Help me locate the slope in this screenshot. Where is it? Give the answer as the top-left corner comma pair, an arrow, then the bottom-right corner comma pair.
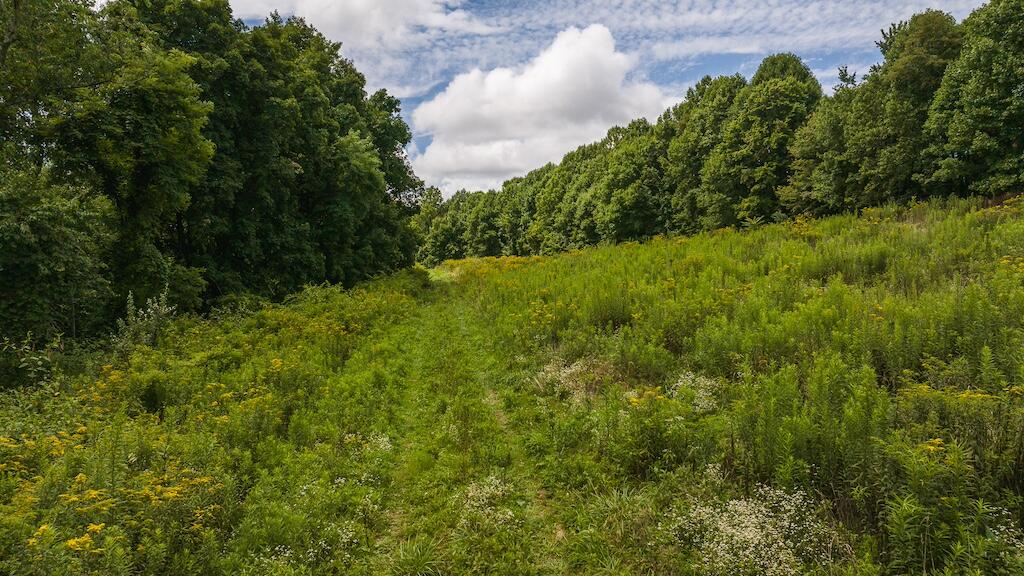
3,197 -> 1024,575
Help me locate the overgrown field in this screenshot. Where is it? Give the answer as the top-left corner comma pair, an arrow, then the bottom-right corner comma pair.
4,198 -> 1024,575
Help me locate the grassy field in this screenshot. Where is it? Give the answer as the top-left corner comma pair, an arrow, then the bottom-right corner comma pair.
3,197 -> 1024,575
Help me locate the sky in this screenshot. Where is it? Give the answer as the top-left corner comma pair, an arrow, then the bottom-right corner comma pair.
229,0 -> 987,195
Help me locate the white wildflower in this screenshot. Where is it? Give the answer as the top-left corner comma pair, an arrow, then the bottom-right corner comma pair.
666,485 -> 845,576
534,358 -> 616,404
457,475 -> 523,531
670,370 -> 721,414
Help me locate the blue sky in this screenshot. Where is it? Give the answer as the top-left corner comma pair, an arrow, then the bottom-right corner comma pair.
231,0 -> 986,194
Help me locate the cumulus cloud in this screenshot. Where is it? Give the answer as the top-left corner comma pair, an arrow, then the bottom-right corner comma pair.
411,25 -> 672,193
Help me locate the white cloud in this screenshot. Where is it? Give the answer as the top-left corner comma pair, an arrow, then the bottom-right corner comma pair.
230,0 -> 495,51
228,0 -> 503,96
411,25 -> 671,193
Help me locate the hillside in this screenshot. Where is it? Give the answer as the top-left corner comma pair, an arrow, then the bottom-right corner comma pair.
3,198 -> 1024,575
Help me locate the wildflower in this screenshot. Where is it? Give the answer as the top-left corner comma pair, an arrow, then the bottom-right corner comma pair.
66,534 -> 93,551
270,358 -> 283,371
958,389 -> 993,401
74,473 -> 87,484
921,438 -> 945,453
87,523 -> 105,533
672,371 -> 721,413
666,486 -> 842,576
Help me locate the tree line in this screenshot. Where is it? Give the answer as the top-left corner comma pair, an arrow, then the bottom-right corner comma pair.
414,3 -> 1024,265
0,0 -> 421,345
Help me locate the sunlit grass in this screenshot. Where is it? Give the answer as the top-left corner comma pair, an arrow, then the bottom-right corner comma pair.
3,197 -> 1024,574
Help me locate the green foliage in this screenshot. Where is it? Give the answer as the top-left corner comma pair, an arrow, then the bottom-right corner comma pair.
922,0 -> 1024,198
786,10 -> 964,215
845,10 -> 963,206
4,1 -> 1024,574
139,4 -> 421,297
111,289 -> 176,358
699,55 -> 822,228
664,74 -> 746,232
5,200 -> 1024,574
0,0 -> 420,342
0,168 -> 114,342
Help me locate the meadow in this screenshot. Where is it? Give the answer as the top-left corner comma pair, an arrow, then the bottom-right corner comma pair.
3,197 -> 1024,575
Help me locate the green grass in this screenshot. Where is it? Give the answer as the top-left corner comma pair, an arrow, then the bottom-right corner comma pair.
3,197 -> 1024,575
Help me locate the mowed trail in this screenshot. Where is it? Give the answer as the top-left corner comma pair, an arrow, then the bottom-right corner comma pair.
345,280 -> 567,574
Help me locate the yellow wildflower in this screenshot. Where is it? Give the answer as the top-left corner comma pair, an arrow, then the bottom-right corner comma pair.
66,534 -> 93,551
87,523 -> 105,534
958,389 -> 993,401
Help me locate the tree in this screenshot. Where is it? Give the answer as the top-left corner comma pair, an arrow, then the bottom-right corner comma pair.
844,10 -> 963,206
664,75 -> 747,233
595,119 -> 663,242
699,54 -> 822,228
781,83 -> 857,215
784,11 -> 963,214
127,2 -> 419,298
0,167 -> 114,341
921,0 -> 1024,197
1,0 -> 424,343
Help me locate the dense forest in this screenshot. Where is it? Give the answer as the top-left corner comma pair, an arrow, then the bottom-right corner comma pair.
414,4 -> 1023,265
1,0 -> 422,351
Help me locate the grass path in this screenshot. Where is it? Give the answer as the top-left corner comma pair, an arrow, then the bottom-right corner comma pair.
351,282 -> 563,574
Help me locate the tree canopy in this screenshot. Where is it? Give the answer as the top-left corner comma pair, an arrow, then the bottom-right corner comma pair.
1,0 -> 420,342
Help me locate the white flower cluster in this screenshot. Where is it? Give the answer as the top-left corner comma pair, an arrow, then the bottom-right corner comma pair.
303,520 -> 359,564
665,486 -> 844,576
700,463 -> 726,490
244,545 -> 294,575
534,358 -> 613,404
670,370 -> 721,414
366,433 -> 393,453
457,475 -> 523,531
243,520 -> 361,573
341,432 -> 393,453
989,506 -> 1024,564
